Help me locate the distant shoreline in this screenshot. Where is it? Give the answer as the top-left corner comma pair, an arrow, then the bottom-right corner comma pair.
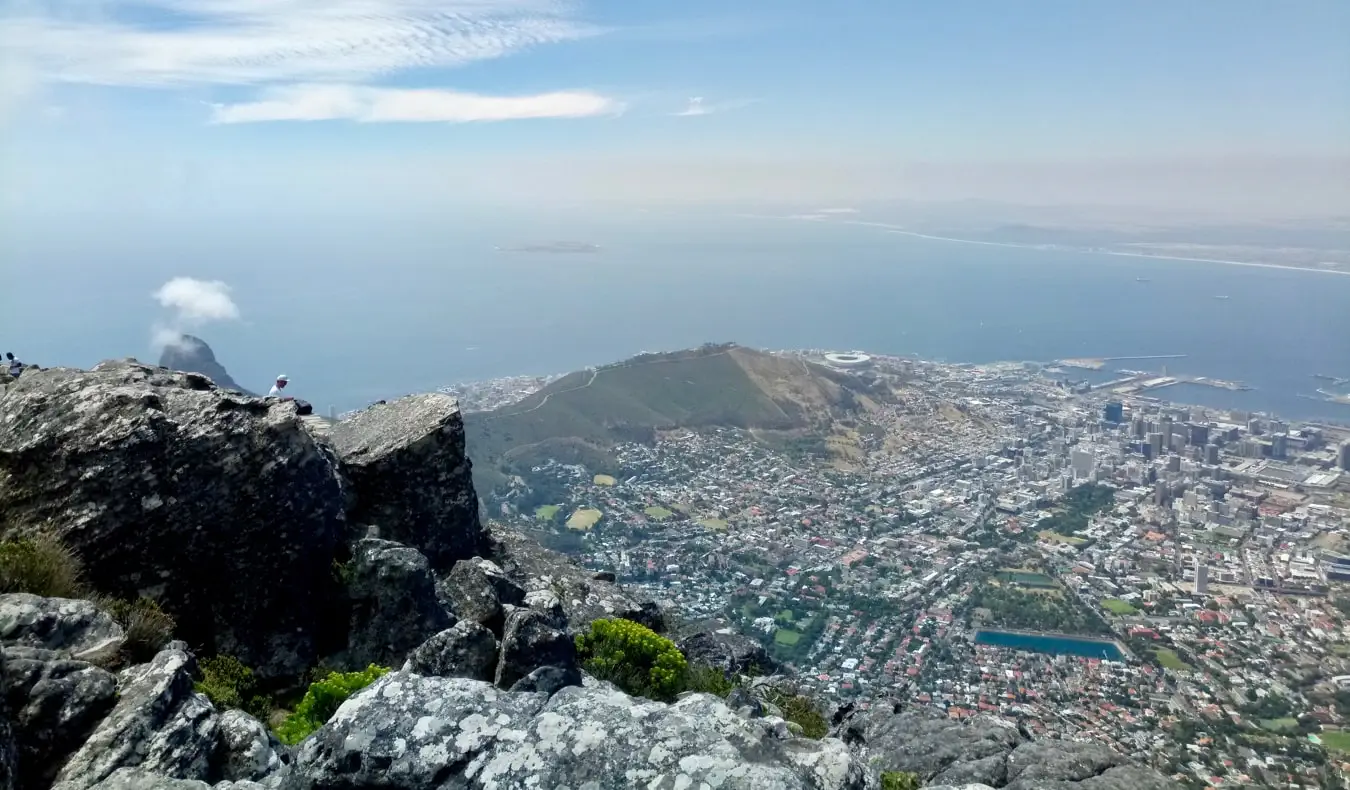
741,213 -> 1350,277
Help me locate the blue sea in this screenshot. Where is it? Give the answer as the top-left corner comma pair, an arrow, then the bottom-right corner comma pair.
5,209 -> 1349,421
974,629 -> 1124,660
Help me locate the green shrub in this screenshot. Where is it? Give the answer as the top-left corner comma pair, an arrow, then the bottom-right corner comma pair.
103,596 -> 176,664
0,535 -> 86,598
684,665 -> 737,698
881,770 -> 922,790
196,655 -> 271,720
275,664 -> 389,745
575,618 -> 688,702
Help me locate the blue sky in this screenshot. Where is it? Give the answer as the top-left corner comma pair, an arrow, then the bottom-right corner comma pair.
2,0 -> 1348,214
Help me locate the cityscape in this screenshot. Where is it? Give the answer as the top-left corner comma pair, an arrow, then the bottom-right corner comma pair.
456,351 -> 1350,790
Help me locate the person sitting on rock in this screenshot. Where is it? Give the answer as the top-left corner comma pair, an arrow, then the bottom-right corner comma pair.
268,374 -> 294,401
6,352 -> 23,378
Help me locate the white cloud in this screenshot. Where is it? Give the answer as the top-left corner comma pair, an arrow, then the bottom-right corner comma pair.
210,84 -> 622,124
673,96 -> 756,117
151,277 -> 241,350
816,207 -> 859,214
2,0 -> 602,88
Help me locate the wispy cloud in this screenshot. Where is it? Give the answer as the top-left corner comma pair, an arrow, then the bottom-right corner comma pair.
210,84 -> 623,124
673,96 -> 757,117
3,0 -> 603,88
151,276 -> 241,350
816,207 -> 859,214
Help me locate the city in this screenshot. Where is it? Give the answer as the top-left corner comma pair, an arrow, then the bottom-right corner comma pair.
464,352 -> 1350,789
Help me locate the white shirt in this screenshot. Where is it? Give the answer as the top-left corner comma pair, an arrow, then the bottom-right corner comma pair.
268,383 -> 285,396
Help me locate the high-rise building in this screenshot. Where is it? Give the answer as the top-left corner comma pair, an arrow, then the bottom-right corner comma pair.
1154,480 -> 1168,506
1160,416 -> 1173,442
1147,432 -> 1164,459
1071,449 -> 1095,480
1204,443 -> 1221,465
1102,402 -> 1124,424
1340,441 -> 1350,472
1247,418 -> 1263,436
1188,424 -> 1210,447
1194,562 -> 1209,595
1167,455 -> 1181,473
1271,434 -> 1288,460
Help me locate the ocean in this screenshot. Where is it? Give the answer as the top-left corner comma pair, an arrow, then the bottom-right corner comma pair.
5,210 -> 1349,421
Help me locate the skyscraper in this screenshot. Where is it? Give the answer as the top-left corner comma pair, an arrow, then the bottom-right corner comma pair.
1205,444 -> 1221,465
1194,563 -> 1209,595
1102,402 -> 1124,424
1340,441 -> 1350,472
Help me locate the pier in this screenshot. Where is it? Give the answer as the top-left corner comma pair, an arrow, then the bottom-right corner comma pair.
1060,354 -> 1187,371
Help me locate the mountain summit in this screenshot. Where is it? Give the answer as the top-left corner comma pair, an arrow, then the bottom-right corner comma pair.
157,334 -> 253,394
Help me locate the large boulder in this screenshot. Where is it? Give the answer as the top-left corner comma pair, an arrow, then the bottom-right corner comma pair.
493,607 -> 576,690
288,672 -> 865,789
435,557 -> 523,635
487,524 -> 665,635
210,710 -> 288,784
0,651 -> 16,790
0,594 -> 125,664
402,621 -> 498,681
327,395 -> 487,570
53,646 -> 219,790
3,646 -> 118,789
0,362 -> 347,679
342,539 -> 452,670
678,624 -> 781,677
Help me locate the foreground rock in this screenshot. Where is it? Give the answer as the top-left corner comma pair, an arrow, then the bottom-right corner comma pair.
3,647 -> 117,789
493,607 -> 576,689
0,594 -> 125,664
839,705 -> 1180,790
0,362 -> 346,678
328,395 -> 487,570
54,646 -> 219,790
678,624 -> 781,677
342,539 -> 452,669
402,621 -> 498,681
435,557 -> 523,635
287,672 -> 864,789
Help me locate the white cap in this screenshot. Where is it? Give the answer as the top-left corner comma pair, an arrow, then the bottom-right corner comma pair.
276,374 -> 289,382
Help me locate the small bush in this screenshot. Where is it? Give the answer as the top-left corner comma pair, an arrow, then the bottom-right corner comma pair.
275,664 -> 389,746
0,535 -> 86,598
575,618 -> 688,702
684,665 -> 737,698
881,770 -> 921,790
763,687 -> 829,739
103,597 -> 176,664
196,655 -> 271,721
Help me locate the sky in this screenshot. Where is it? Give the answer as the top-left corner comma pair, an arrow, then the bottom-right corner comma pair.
1,0 -> 1348,216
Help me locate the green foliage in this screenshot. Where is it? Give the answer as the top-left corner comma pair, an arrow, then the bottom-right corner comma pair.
684,665 -> 737,697
575,618 -> 688,702
881,771 -> 922,790
195,655 -> 271,720
0,534 -> 86,598
966,582 -> 1111,635
1037,483 -> 1115,536
330,559 -> 353,586
103,596 -> 176,663
763,687 -> 829,739
275,664 -> 389,746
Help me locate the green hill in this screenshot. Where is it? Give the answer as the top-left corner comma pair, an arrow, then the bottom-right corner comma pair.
464,344 -> 882,495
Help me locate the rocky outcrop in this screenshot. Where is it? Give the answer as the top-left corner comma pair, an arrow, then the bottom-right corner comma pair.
3,646 -> 118,789
342,539 -> 452,670
0,362 -> 346,678
402,621 -> 498,681
0,651 -> 17,790
678,624 -> 781,677
286,672 -> 865,789
53,646 -> 219,790
493,607 -> 576,689
435,556 -> 523,634
0,594 -> 125,664
157,335 -> 252,395
328,395 -> 487,570
211,710 -> 287,784
488,523 -> 665,635
838,705 -> 1180,790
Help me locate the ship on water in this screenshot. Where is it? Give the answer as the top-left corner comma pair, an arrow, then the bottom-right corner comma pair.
1135,277 -> 1151,283
1213,294 -> 1230,300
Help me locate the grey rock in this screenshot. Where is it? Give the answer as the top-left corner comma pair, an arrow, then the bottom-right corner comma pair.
841,707 -> 1020,781
53,647 -> 219,790
156,335 -> 252,396
211,710 -> 287,783
931,753 -> 1008,787
488,524 -> 665,635
4,646 -> 118,789
1004,740 -> 1178,790
591,571 -> 616,582
924,786 -> 998,790
287,672 -> 865,789
0,361 -> 346,679
521,589 -> 565,623
507,664 -> 581,696
0,651 -> 17,790
494,607 -> 576,689
343,539 -> 452,669
0,594 -> 126,663
402,621 -> 497,681
328,394 -> 487,570
435,557 -> 523,635
87,768 -> 270,789
726,686 -> 764,718
678,626 -> 781,677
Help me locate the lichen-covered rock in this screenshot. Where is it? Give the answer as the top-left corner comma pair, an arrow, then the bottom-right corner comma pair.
328,394 -> 487,570
53,647 -> 219,790
839,706 -> 1021,781
0,362 -> 346,679
211,710 -> 287,784
488,524 -> 665,635
403,621 -> 498,681
0,651 -> 17,790
678,624 -> 781,677
507,664 -> 581,696
493,607 -> 576,690
87,768 -> 270,789
435,557 -> 523,635
343,539 -> 452,669
3,646 -> 118,789
1004,740 -> 1179,790
0,594 -> 125,663
287,672 -> 865,789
